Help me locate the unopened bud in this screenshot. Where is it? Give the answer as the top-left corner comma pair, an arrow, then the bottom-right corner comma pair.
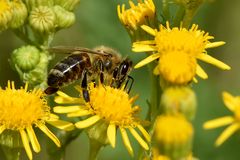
9,1 -> 28,29
0,0 -> 13,31
161,87 -> 197,120
11,45 -> 40,72
54,0 -> 80,11
153,114 -> 193,160
53,5 -> 75,29
29,6 -> 56,33
22,0 -> 54,10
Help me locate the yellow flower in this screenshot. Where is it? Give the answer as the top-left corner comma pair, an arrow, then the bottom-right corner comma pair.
132,22 -> 231,84
0,81 -> 74,160
203,91 -> 240,146
0,0 -> 13,31
153,114 -> 193,159
117,0 -> 156,41
54,83 -> 150,156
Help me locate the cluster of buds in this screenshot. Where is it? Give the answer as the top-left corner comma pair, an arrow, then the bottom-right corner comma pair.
11,45 -> 50,88
0,0 -> 79,33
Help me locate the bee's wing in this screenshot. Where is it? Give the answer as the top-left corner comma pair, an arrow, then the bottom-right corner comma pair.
48,46 -> 111,56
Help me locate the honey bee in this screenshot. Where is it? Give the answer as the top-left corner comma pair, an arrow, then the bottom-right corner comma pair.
45,46 -> 133,102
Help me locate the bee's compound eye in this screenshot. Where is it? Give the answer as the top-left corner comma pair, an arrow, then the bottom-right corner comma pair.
120,62 -> 130,75
113,67 -> 118,78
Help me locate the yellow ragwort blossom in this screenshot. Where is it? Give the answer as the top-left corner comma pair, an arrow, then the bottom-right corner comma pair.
0,0 -> 12,31
0,81 -> 74,160
54,83 -> 150,156
153,114 -> 193,159
132,22 -> 231,84
118,0 -> 155,31
204,92 -> 240,146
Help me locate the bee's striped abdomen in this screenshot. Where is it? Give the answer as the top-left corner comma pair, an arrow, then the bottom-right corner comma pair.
47,53 -> 91,88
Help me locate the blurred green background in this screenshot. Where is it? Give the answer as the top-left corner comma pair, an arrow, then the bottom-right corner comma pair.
0,0 -> 240,159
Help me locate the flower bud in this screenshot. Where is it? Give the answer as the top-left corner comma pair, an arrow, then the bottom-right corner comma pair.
0,0 -> 13,31
23,52 -> 49,87
9,1 -> 28,29
161,87 -> 197,120
153,114 -> 193,160
11,45 -> 40,72
22,0 -> 54,10
53,5 -> 75,29
29,6 -> 56,33
54,0 -> 80,11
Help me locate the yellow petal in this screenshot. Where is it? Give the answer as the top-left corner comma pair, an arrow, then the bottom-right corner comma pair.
141,25 -> 157,36
55,91 -> 84,104
215,123 -> 239,146
38,124 -> 61,147
153,65 -> 160,75
120,127 -> 134,157
47,120 -> 75,131
132,43 -> 157,52
203,116 -> 234,129
205,41 -> 225,49
193,77 -> 198,83
129,127 -> 149,150
20,129 -> 33,160
26,126 -> 40,153
197,54 -> 231,70
0,125 -> 6,134
54,106 -> 81,113
134,53 -> 160,68
137,125 -> 151,142
133,40 -> 156,45
107,124 -> 116,148
196,64 -> 208,79
222,91 -> 236,111
75,115 -> 100,129
67,109 -> 91,117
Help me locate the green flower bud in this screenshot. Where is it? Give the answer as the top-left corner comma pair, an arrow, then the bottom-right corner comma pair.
9,1 -> 28,29
11,45 -> 40,72
161,87 -> 197,120
29,6 -> 56,33
0,0 -> 13,31
22,0 -> 54,10
23,53 -> 49,87
54,0 -> 80,11
0,130 -> 22,148
53,5 -> 75,29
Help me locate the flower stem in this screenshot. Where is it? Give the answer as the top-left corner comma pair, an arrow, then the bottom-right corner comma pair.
2,146 -> 21,160
88,139 -> 103,160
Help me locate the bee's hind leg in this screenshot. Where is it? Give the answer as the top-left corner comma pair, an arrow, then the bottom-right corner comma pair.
81,69 -> 90,102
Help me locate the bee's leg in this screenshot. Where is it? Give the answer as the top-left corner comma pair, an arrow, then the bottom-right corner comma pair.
97,60 -> 104,84
44,87 -> 59,95
111,67 -> 119,87
124,76 -> 134,93
81,69 -> 90,102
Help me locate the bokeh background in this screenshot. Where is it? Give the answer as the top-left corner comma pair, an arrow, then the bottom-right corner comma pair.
0,0 -> 240,159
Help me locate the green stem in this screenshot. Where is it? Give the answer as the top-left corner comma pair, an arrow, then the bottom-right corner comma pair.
2,146 -> 21,160
12,28 -> 37,46
88,139 -> 103,160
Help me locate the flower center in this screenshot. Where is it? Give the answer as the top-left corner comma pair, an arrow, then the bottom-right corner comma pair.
155,26 -> 208,57
158,51 -> 197,84
0,87 -> 50,130
88,85 -> 136,126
